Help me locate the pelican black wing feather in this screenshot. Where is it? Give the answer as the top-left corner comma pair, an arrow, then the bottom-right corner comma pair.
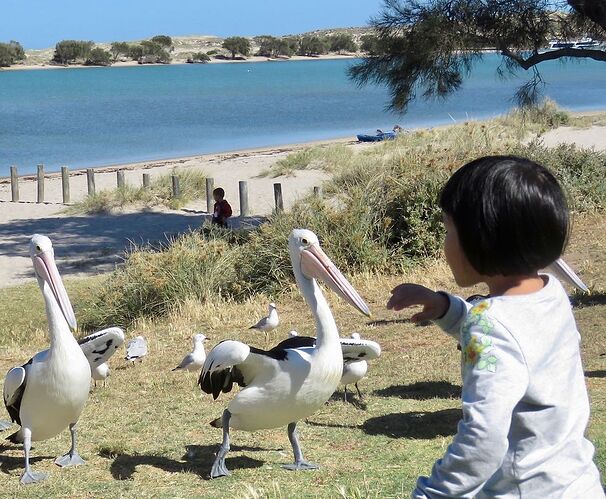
4,357 -> 33,426
249,336 -> 316,361
199,365 -> 246,400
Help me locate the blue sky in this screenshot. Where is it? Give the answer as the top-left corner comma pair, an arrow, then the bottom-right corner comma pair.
2,0 -> 384,49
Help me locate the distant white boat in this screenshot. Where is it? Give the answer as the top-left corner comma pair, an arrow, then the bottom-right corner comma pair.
547,38 -> 601,50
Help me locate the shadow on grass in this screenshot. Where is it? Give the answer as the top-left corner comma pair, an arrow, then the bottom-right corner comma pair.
100,444 -> 264,480
0,444 -> 53,474
361,408 -> 462,439
571,292 -> 606,308
328,391 -> 368,410
585,370 -> 606,378
375,381 -> 462,400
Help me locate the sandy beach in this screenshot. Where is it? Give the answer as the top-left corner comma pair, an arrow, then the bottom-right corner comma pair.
0,125 -> 603,289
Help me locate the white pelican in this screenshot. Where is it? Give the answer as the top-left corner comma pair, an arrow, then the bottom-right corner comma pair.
125,336 -> 148,363
172,333 -> 208,372
2,235 -> 91,484
339,333 -> 381,402
78,327 -> 125,388
249,302 -> 279,343
199,229 -> 370,478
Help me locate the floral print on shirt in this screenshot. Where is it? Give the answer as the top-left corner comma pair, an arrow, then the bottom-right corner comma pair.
461,301 -> 497,373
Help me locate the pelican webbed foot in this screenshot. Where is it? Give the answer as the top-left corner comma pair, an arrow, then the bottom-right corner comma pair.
20,470 -> 48,485
209,409 -> 232,479
55,452 -> 85,467
282,460 -> 319,471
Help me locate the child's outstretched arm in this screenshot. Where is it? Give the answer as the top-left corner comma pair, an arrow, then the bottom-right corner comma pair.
387,284 -> 470,338
412,310 -> 529,498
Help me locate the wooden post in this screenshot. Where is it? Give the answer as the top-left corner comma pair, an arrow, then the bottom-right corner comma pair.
239,181 -> 249,217
61,166 -> 70,204
313,186 -> 322,198
206,177 -> 214,213
36,164 -> 44,203
171,175 -> 181,198
117,170 -> 125,189
273,182 -> 284,212
87,169 -> 95,196
142,173 -> 150,188
10,166 -> 19,202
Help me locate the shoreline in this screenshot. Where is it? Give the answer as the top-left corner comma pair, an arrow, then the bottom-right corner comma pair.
1,107 -> 605,181
0,53 -> 359,73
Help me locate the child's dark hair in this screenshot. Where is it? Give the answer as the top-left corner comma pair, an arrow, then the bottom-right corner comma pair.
213,187 -> 225,198
439,155 -> 569,276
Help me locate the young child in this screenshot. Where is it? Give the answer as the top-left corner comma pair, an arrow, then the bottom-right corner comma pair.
387,156 -> 604,498
211,187 -> 232,228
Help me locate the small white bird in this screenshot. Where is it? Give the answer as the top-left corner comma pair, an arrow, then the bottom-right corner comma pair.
172,333 -> 208,372
92,363 -> 110,388
340,333 -> 381,403
287,330 -> 298,338
250,303 -> 280,343
125,336 -> 148,364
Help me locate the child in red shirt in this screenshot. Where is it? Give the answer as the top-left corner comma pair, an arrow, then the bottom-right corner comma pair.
212,187 -> 232,228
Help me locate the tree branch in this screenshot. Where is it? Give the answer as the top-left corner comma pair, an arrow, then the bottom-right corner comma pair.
500,46 -> 606,70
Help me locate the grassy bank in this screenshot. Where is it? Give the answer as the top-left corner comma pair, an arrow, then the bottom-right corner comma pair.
76,103 -> 606,329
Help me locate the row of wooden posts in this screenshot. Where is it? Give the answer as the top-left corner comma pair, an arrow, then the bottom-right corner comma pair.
7,165 -> 322,215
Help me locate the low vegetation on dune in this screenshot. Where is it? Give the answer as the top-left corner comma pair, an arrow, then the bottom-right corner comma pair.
66,168 -> 207,214
77,103 -> 606,329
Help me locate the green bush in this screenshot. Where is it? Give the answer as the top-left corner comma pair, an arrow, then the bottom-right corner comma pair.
53,40 -> 94,64
0,40 -> 25,67
85,48 -> 112,66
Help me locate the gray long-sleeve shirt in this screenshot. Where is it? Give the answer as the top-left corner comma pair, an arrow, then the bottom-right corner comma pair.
413,275 -> 604,498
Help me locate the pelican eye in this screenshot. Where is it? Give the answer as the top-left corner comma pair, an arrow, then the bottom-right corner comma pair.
301,238 -> 309,245
36,245 -> 41,252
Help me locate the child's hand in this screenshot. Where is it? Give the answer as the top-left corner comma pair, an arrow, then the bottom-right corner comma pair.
386,284 -> 449,322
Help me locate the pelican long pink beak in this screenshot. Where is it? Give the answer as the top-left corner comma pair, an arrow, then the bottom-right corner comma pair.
33,249 -> 78,332
300,243 -> 371,317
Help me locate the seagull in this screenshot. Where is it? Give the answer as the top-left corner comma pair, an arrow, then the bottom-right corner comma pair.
2,235 -> 91,484
78,327 -> 125,388
172,333 -> 208,372
339,333 -> 381,402
91,363 -> 110,388
125,336 -> 148,364
288,330 -> 299,338
250,303 -> 279,343
199,229 -> 371,478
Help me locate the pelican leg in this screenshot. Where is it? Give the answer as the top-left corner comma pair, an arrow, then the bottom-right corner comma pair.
210,409 -> 231,479
55,423 -> 85,467
20,427 -> 47,485
343,385 -> 348,403
355,382 -> 364,399
282,422 -> 318,471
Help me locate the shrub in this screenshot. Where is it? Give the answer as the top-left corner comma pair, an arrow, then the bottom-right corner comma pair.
222,36 -> 251,59
53,40 -> 94,64
327,33 -> 358,53
0,40 -> 25,67
188,52 -> 211,63
110,42 -> 130,61
85,48 -> 112,66
298,36 -> 329,56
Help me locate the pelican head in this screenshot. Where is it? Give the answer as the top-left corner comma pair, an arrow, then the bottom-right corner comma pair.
30,234 -> 77,332
289,229 -> 371,317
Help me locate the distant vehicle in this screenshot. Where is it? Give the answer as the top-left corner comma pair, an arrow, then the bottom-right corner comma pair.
547,38 -> 601,50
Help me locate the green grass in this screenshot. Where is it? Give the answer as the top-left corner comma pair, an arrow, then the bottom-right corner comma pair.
0,216 -> 605,497
65,168 -> 207,214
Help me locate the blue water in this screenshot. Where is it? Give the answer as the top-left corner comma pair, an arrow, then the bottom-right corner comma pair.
0,55 -> 604,175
